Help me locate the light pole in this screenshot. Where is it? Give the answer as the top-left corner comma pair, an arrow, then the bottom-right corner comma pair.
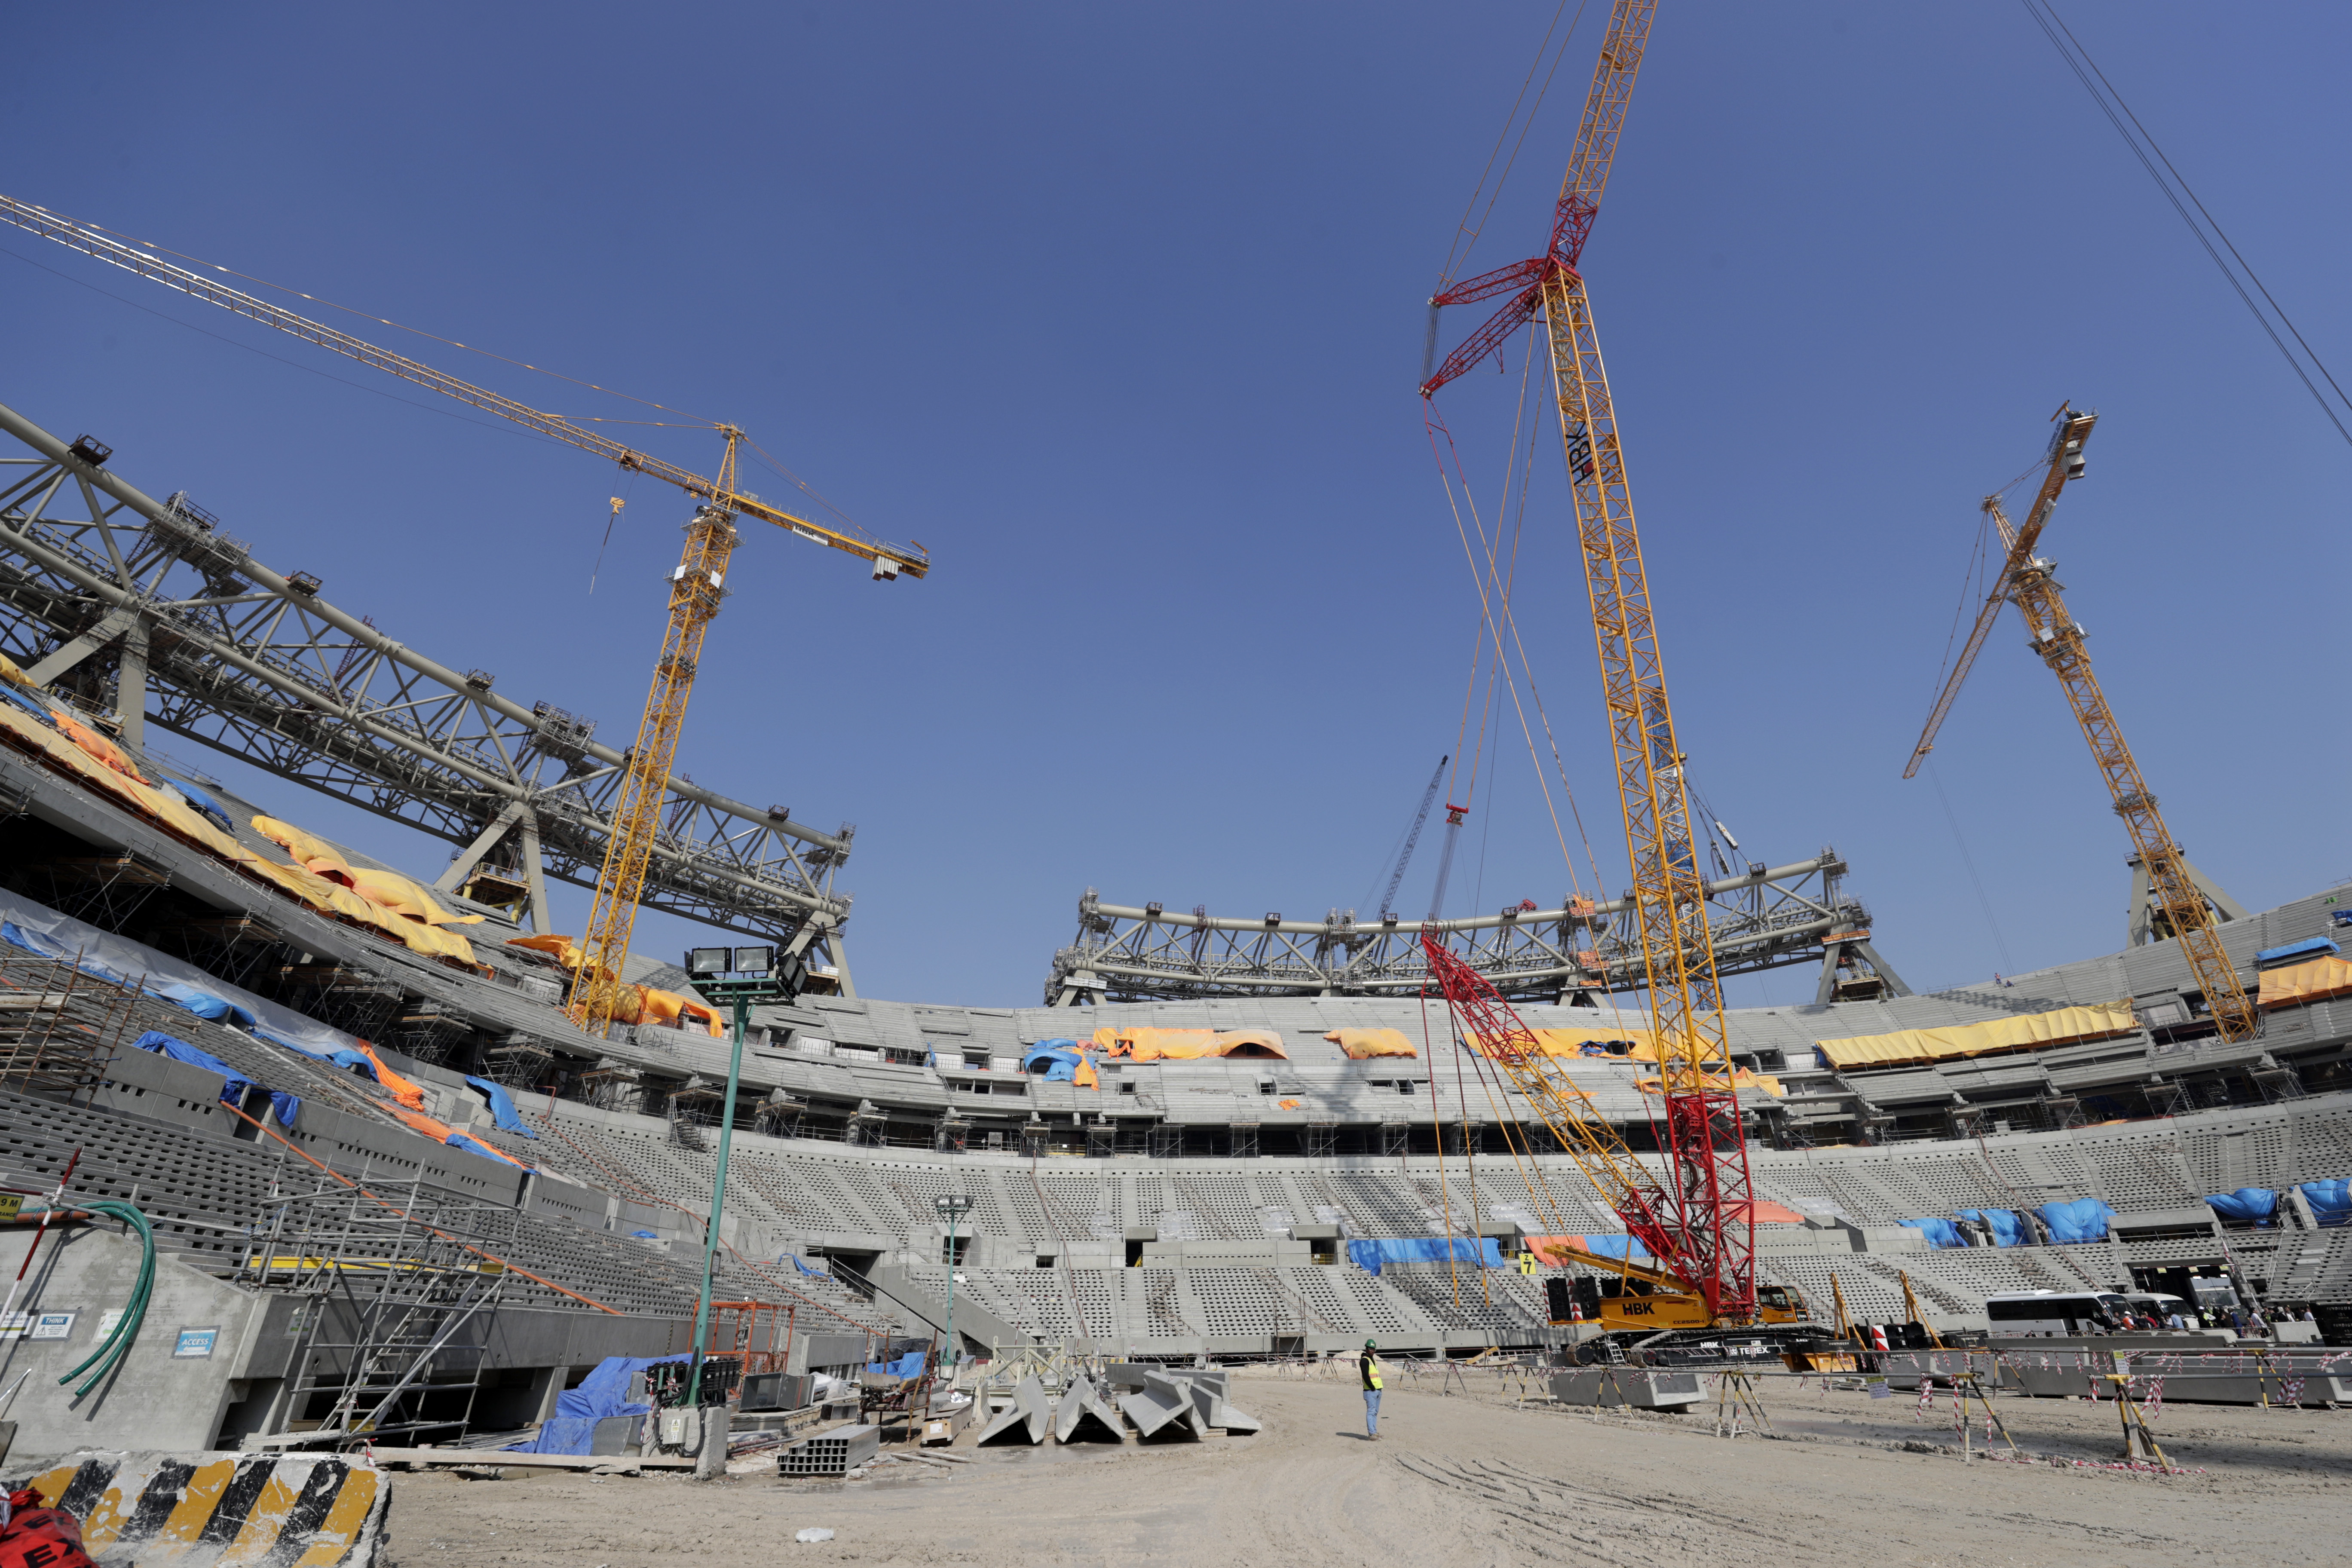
935,1193 -> 974,1375
682,943 -> 804,1409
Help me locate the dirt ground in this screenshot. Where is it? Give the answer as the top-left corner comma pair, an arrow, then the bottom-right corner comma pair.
386,1366 -> 2352,1568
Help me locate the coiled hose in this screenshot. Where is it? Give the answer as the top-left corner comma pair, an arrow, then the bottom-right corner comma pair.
55,1200 -> 154,1399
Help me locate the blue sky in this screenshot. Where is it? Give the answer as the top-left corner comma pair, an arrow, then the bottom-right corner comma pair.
6,2 -> 2345,1008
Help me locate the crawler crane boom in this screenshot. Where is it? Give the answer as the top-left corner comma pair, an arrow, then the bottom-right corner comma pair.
1422,0 -> 1759,1319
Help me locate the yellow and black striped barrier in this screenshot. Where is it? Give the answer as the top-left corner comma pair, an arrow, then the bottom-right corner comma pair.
12,1451 -> 389,1568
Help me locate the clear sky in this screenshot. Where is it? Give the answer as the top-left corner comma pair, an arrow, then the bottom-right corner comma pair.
5,2 -> 2345,1008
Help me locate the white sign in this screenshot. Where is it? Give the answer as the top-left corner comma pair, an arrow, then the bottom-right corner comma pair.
0,1312 -> 29,1340
98,1309 -> 126,1338
28,1311 -> 74,1340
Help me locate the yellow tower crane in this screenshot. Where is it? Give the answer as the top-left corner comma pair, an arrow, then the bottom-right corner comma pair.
0,193 -> 929,1035
1903,406 -> 2255,1044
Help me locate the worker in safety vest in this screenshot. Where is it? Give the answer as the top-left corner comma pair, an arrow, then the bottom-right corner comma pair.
1360,1338 -> 1384,1439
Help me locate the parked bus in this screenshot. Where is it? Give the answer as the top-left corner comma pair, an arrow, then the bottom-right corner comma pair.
1983,1290 -> 2132,1336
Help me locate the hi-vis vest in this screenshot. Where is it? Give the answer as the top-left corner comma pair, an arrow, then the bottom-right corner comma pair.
1363,1354 -> 1383,1390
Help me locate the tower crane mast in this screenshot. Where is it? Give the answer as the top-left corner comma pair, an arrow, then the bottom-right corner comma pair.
0,193 -> 930,1035
1905,408 -> 2256,1044
1421,0 -> 1759,1320
1378,755 -> 1449,920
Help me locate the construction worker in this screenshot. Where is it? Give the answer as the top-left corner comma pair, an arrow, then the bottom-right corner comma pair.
1359,1338 -> 1383,1439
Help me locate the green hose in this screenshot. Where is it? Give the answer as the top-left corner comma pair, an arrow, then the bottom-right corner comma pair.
56,1200 -> 155,1399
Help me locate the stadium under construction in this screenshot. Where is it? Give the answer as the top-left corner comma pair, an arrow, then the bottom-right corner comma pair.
0,382 -> 2347,1469
1,20 -> 2348,1553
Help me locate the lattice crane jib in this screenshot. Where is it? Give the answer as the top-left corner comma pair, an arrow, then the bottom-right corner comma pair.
1419,933 -> 1683,1268
1913,408 -> 2254,1044
1421,0 -> 1757,1319
571,432 -> 743,1035
0,195 -> 932,1013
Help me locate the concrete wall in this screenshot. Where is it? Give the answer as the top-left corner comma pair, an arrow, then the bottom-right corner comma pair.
0,1224 -> 264,1466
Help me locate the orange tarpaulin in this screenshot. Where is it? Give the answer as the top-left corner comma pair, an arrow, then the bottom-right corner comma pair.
354,1041 -> 426,1110
1325,1027 -> 1418,1060
1073,1058 -> 1099,1089
49,708 -> 144,783
509,932 -> 586,968
640,986 -> 723,1037
2259,955 -> 2352,1010
391,1106 -> 526,1168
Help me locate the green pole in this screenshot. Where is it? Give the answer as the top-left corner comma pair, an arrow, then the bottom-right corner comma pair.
686,994 -> 751,1403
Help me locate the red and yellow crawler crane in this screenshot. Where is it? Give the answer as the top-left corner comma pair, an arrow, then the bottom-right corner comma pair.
1420,0 -> 1763,1323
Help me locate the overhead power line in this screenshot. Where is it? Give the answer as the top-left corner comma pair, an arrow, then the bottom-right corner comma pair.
2022,0 -> 2352,449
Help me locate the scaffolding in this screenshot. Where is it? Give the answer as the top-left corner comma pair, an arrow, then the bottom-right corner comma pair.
0,947 -> 141,1099
235,1174 -> 513,1448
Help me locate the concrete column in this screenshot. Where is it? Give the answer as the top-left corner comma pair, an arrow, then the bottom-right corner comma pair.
114,619 -> 149,751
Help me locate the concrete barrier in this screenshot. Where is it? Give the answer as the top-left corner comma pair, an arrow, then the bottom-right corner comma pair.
974,1375 -> 1050,1446
1053,1375 -> 1125,1444
12,1450 -> 391,1567
1183,1378 -> 1262,1436
1547,1368 -> 1702,1412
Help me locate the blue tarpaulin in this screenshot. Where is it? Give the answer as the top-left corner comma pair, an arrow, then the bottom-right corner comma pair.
867,1348 -> 928,1378
2205,1188 -> 2279,1224
2300,1179 -> 2351,1226
1023,1041 -> 1085,1080
166,780 -> 236,833
2037,1197 -> 2116,1243
1570,1235 -> 1654,1262
2256,937 -> 2339,968
2,920 -> 260,1029
129,1029 -> 253,1108
785,1255 -> 828,1276
513,1354 -> 689,1455
464,1074 -> 539,1138
631,1230 -> 660,1239
1346,1237 -> 1508,1275
1900,1216 -> 1967,1249
0,684 -> 57,727
1957,1208 -> 2027,1246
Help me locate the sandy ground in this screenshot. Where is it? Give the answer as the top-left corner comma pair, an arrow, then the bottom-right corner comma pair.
386,1366 -> 2352,1568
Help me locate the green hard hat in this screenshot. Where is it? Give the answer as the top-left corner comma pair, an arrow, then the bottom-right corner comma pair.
1364,1338 -> 1377,1349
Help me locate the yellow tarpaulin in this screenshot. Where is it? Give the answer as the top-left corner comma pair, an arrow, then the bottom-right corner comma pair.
1815,1000 -> 2136,1069
1325,1027 -> 1419,1060
2260,955 -> 2352,1010
349,867 -> 484,926
1093,1026 -> 1289,1060
252,815 -> 355,885
1470,1028 -> 1658,1062
0,652 -> 30,686
1635,1068 -> 1786,1097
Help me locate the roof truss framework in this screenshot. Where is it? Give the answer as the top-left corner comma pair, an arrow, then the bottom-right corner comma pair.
0,401 -> 852,962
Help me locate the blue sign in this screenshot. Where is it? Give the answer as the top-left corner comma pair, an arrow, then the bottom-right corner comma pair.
173,1326 -> 220,1359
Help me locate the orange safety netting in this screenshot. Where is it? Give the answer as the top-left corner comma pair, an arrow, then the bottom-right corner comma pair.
1324,1027 -> 1418,1060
